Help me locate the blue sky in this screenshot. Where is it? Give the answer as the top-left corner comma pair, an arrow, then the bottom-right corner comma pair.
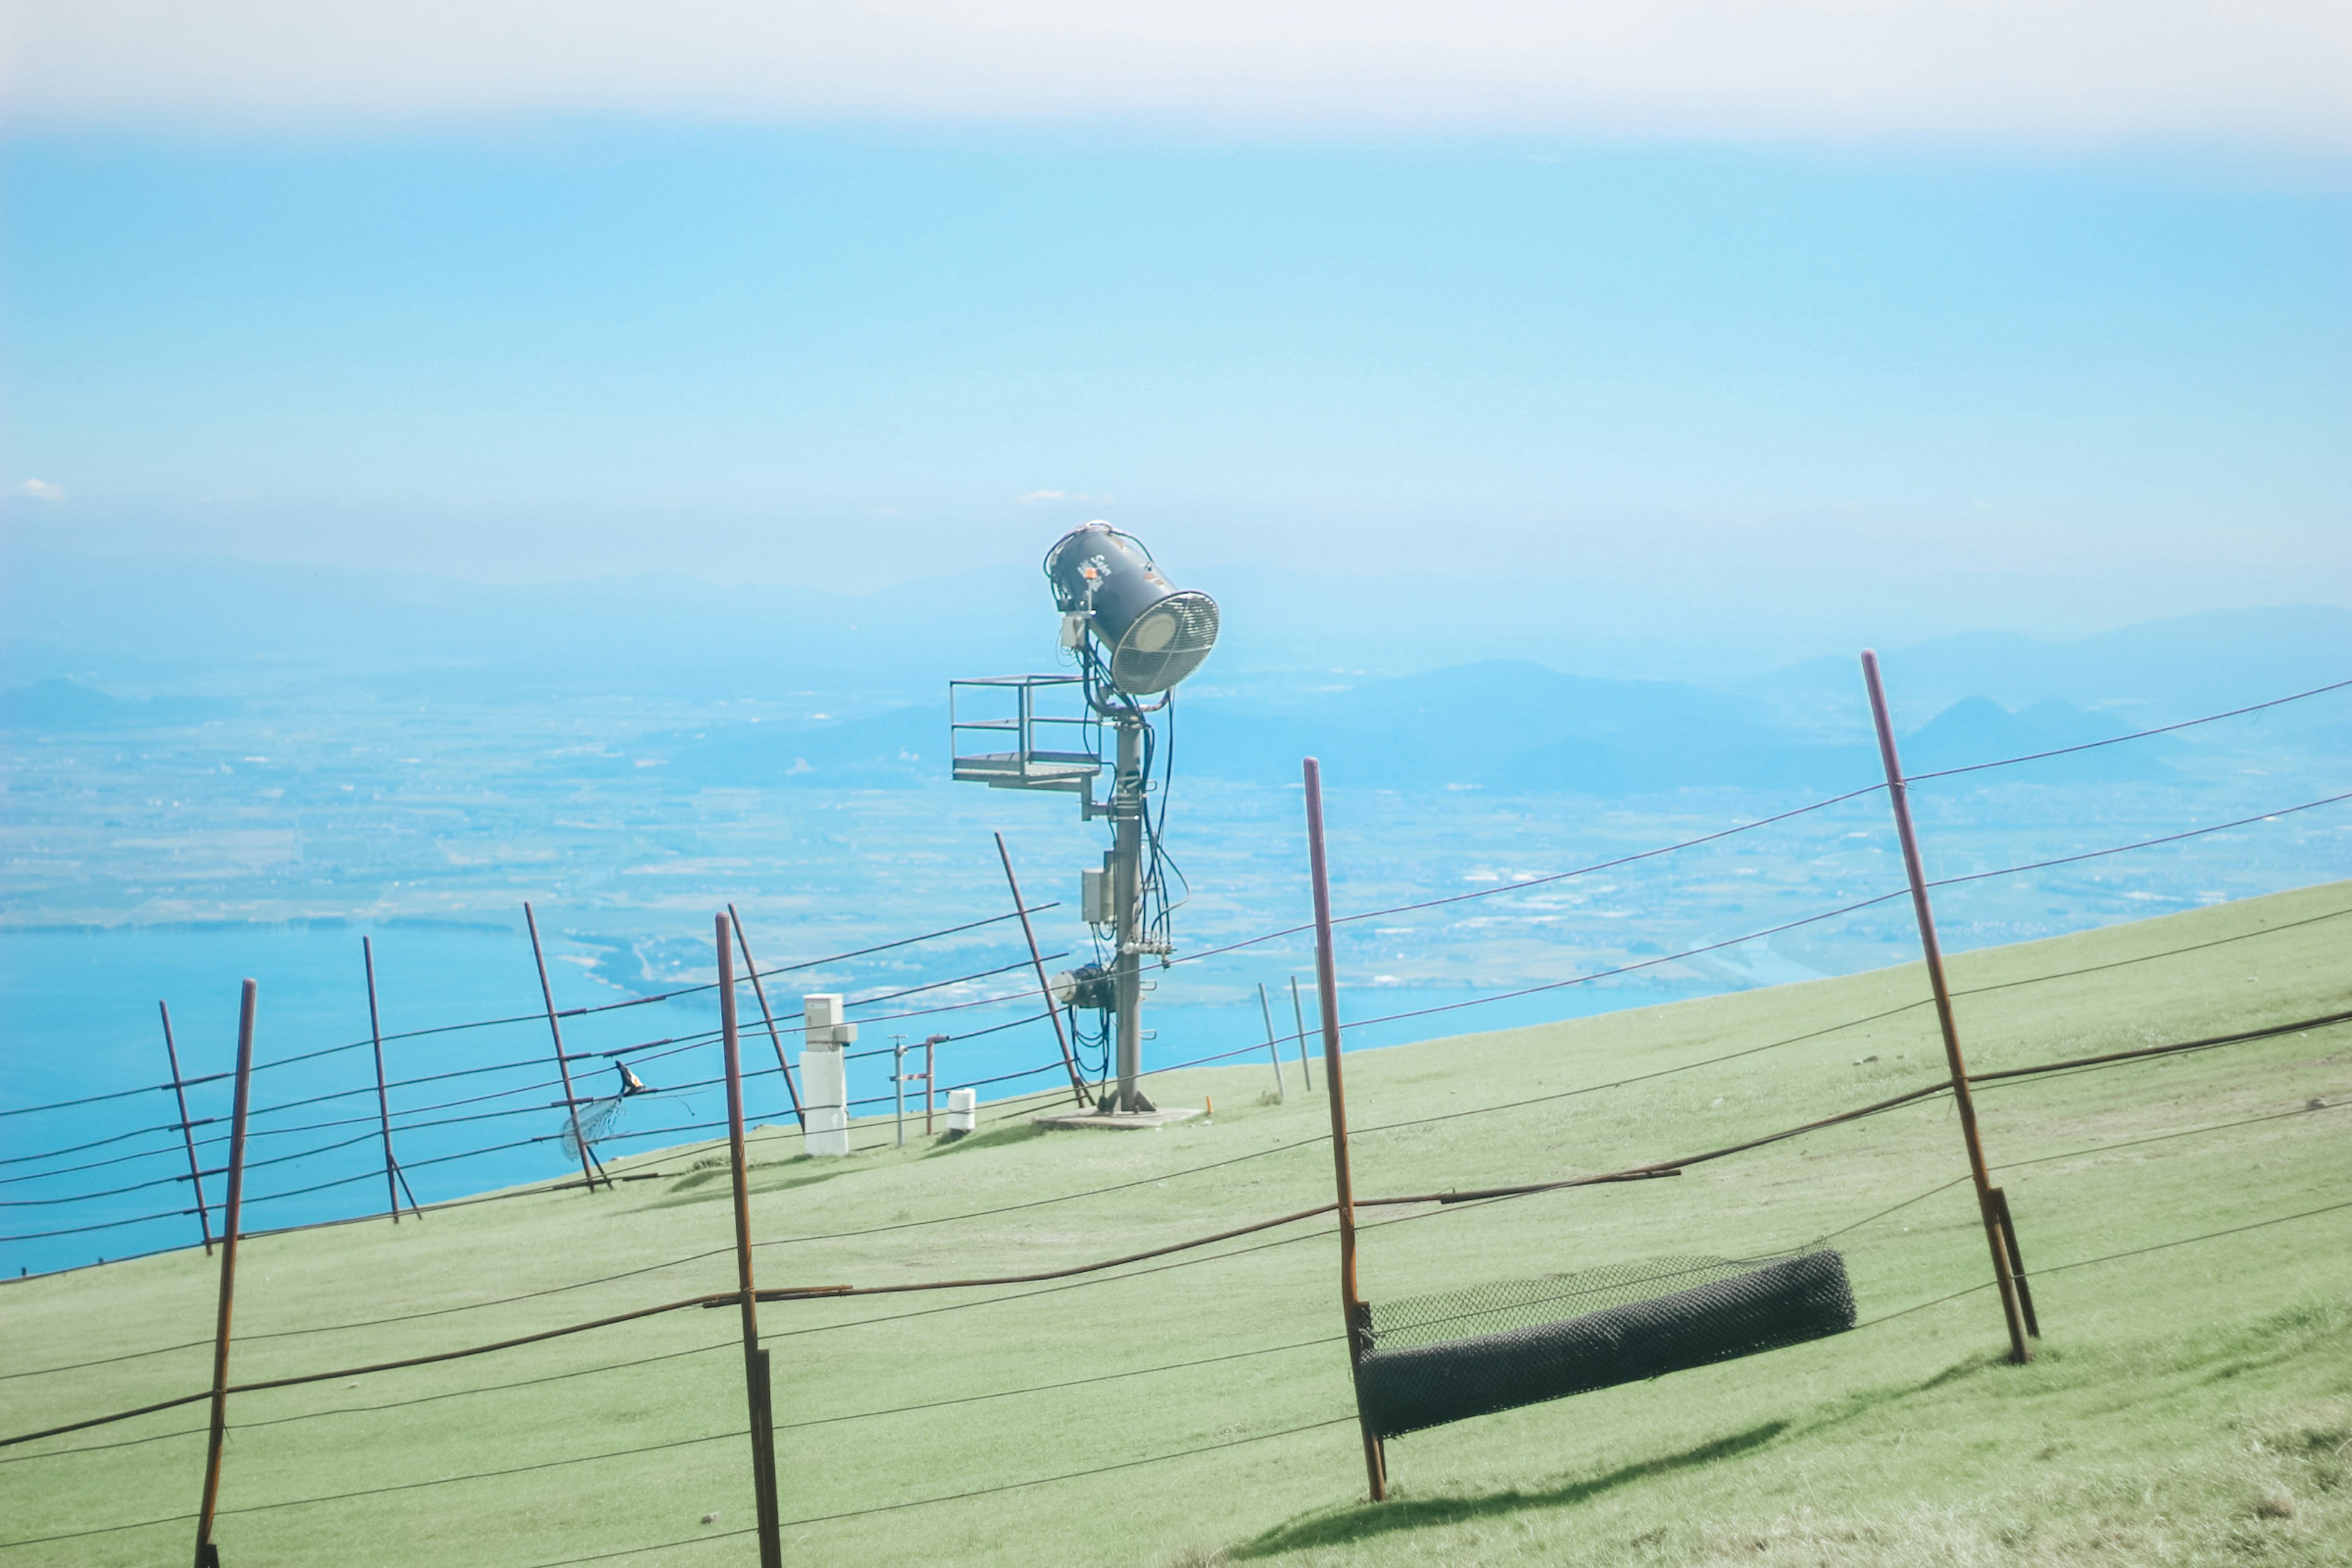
2,6 -> 2348,645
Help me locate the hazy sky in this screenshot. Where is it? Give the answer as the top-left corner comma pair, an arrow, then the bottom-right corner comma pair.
2,4 -> 2346,642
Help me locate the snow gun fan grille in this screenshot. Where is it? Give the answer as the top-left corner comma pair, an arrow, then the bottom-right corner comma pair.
1354,1248 -> 1856,1440
1109,590 -> 1219,695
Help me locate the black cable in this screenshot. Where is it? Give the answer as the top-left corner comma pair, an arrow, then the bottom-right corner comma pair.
2001,1098 -> 2348,1173
1313,888 -> 1913,1038
23,891 -> 2329,1267
1926,791 -> 2352,891
0,1420 -> 205,1465
0,1125 -> 181,1174
774,1332 -> 1340,1436
1860,1194 -> 2352,1331
0,1424 -> 752,1548
840,974 -> 1074,1033
1948,902 -> 2352,998
0,907 -> 1059,1126
0,1080 -> 179,1120
520,1413 -> 1362,1566
1169,781 -> 1891,970
79,1156 -> 2300,1563
840,951 -> 1072,1015
17,1024 -> 2334,1438
0,1139 -> 183,1188
1264,802 -> 2350,1048
0,1337 -> 735,1464
0,1333 -> 213,1384
12,667 -> 2339,1133
1907,674 -> 2352,783
0,1205 -> 200,1244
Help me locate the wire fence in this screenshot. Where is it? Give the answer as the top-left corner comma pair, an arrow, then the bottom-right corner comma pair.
2,666 -> 2348,1559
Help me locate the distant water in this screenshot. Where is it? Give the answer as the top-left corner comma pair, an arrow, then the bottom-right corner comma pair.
0,922 -> 1718,1277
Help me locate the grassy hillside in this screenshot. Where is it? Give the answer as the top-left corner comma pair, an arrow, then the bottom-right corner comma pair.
5,882 -> 2349,1567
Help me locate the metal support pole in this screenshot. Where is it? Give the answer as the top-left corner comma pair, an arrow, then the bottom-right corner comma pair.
719,915 -> 785,1568
1291,974 -> 1315,1093
193,979 -> 257,1568
1990,1186 -> 2041,1337
1110,717 -> 1151,1113
1861,650 -> 2035,1365
361,938 -> 417,1223
893,1036 -> 907,1148
1303,758 -> 1387,1502
525,902 -> 601,1194
1258,982 -> 1287,1101
158,1001 -> 213,1257
995,832 -> 1090,1108
728,904 -> 806,1131
925,1035 -> 940,1136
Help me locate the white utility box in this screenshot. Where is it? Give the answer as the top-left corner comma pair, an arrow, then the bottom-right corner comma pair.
946,1087 -> 978,1136
801,993 -> 857,1156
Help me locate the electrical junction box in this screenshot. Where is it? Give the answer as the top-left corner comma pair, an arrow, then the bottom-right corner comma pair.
800,993 -> 854,1156
801,992 -> 856,1048
1081,867 -> 1110,925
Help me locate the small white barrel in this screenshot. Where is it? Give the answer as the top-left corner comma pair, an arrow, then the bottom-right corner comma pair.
946,1087 -> 978,1136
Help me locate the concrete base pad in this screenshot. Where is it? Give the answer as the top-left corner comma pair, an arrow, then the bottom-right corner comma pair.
1032,1108 -> 1204,1131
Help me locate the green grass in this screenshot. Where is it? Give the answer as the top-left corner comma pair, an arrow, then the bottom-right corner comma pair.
4,881 -> 2349,1567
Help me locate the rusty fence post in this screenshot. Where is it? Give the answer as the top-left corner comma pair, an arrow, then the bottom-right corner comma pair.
1303,758 -> 1387,1502
158,1001 -> 214,1257
996,832 -> 1090,1107
524,902 -> 603,1194
1860,650 -> 2035,1365
728,903 -> 806,1132
192,979 -> 257,1568
719,914 -> 785,1568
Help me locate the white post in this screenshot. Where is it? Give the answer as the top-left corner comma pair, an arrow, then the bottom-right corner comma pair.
946,1087 -> 978,1139
801,994 -> 854,1157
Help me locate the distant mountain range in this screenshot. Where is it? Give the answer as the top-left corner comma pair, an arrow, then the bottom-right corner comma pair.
621,658 -> 2252,795
3,536 -> 2343,796
0,677 -> 236,731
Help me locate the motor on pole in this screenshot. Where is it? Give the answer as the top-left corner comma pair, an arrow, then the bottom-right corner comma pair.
949,523 -> 1220,1116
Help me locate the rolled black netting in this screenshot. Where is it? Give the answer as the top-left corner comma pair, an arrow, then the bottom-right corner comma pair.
1353,1248 -> 1856,1439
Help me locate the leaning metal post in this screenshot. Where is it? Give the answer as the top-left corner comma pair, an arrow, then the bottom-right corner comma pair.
158,1001 -> 213,1257
193,979 -> 257,1568
1259,981 -> 1287,1101
1861,650 -> 2035,1365
719,915 -> 786,1567
524,902 -> 602,1194
1304,757 -> 1387,1502
728,905 -> 806,1131
995,831 -> 1090,1107
361,938 -> 417,1223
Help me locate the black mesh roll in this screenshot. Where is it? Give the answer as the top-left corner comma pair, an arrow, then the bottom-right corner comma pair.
1354,1249 -> 1856,1439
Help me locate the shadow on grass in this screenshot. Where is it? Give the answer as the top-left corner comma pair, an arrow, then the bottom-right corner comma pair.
648,1158 -> 856,1208
1229,1422 -> 1789,1558
1230,1341 -> 2037,1559
922,1121 -> 1048,1159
